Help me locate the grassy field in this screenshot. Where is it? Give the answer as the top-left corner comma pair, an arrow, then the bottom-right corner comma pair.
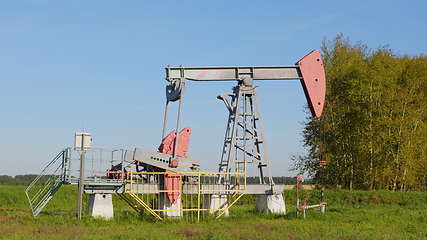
0,185 -> 426,240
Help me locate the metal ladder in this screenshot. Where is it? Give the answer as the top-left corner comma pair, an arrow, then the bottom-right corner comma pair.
217,85 -> 271,185
25,148 -> 71,216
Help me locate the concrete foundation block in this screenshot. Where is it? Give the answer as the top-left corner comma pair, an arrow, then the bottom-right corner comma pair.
256,194 -> 286,214
159,194 -> 182,218
203,194 -> 229,216
88,193 -> 114,219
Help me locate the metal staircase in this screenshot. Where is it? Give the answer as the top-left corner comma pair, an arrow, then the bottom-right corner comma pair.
25,148 -> 71,216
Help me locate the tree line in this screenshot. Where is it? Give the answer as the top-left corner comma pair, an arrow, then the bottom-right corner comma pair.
0,175 -> 39,185
294,35 -> 427,191
246,176 -> 313,185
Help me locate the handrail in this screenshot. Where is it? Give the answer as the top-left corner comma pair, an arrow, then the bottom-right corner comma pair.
25,149 -> 68,216
25,149 -> 65,193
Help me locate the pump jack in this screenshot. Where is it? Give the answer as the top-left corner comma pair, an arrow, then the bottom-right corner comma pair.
161,50 -> 326,190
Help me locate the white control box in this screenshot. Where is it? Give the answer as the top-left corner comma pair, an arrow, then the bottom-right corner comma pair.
74,132 -> 92,151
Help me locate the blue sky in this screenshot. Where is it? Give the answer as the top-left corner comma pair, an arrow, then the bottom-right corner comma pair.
1,1 -> 426,176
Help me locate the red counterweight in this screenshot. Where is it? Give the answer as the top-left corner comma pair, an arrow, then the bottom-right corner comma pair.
158,128 -> 191,158
296,50 -> 326,118
164,171 -> 181,204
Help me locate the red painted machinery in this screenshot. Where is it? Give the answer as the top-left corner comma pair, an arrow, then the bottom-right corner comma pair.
158,129 -> 191,203
106,163 -> 128,180
158,127 -> 191,158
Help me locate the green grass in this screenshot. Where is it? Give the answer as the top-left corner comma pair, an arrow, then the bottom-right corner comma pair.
0,185 -> 426,240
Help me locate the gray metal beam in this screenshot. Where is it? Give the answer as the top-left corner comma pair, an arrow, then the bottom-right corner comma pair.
166,66 -> 302,82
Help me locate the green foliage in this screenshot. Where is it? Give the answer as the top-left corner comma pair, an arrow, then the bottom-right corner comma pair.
294,34 -> 427,191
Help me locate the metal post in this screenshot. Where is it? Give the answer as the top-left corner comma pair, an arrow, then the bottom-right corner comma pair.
161,101 -> 169,141
61,150 -> 66,182
253,93 -> 274,186
225,87 -> 241,175
77,151 -> 85,220
121,149 -> 124,182
296,180 -> 299,217
172,79 -> 185,158
197,173 -> 201,222
320,186 -> 325,213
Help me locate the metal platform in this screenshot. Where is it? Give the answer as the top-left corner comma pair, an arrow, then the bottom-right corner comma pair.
84,183 -> 285,195
25,147 -> 282,219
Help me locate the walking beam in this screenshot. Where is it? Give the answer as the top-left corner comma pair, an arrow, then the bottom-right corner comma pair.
165,50 -> 326,118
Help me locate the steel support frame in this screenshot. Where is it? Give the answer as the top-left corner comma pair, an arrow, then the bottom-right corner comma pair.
217,82 -> 273,186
